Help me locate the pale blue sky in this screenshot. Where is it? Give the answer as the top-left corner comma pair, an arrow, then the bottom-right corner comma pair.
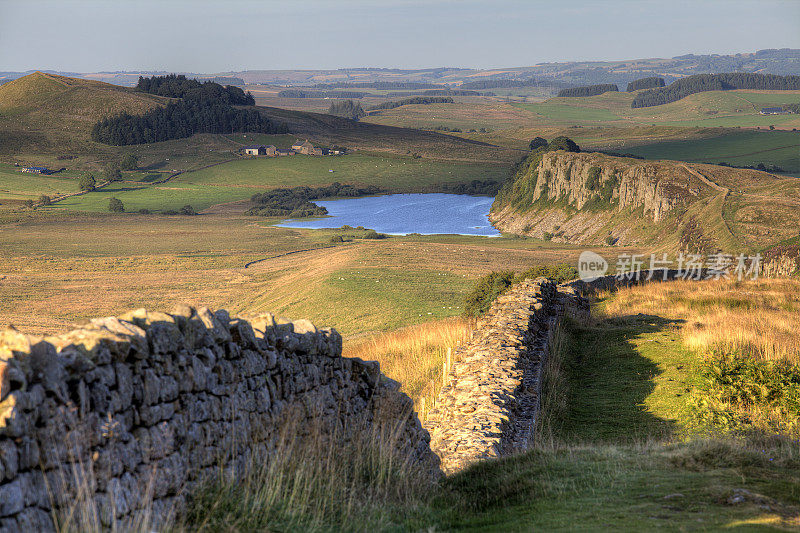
1,0 -> 798,72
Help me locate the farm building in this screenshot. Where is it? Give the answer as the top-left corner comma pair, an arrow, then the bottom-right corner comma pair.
243,145 -> 268,156
760,107 -> 787,115
291,140 -> 323,156
21,166 -> 50,174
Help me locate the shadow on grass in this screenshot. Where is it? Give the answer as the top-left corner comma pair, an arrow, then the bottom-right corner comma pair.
555,313 -> 686,444
100,186 -> 148,193
139,161 -> 167,171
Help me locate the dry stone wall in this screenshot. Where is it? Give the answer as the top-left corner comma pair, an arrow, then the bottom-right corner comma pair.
0,306 -> 439,532
424,278 -> 581,473
424,270 -> 689,473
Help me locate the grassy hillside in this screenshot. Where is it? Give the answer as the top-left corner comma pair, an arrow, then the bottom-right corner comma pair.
513,89 -> 800,129
0,72 -> 169,153
621,130 -> 800,174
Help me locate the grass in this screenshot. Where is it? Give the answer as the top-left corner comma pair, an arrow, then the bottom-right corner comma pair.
621,130 -> 800,174
603,278 -> 800,364
0,210 -> 601,336
513,89 -> 800,129
344,317 -> 474,415
18,152 -> 509,213
175,278 -> 800,531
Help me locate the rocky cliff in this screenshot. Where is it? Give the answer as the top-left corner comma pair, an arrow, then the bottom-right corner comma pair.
490,151 -> 713,246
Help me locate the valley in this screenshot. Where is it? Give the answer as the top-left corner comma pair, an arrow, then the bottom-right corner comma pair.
1,45 -> 799,531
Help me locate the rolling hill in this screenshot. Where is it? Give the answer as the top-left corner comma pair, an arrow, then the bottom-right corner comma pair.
0,72 -> 519,166
0,72 -> 170,153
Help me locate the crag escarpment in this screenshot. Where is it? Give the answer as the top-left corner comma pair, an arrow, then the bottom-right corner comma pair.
490,151 -> 711,246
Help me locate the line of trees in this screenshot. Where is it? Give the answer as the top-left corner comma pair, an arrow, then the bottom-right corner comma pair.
557,84 -> 619,97
370,96 -> 454,111
461,77 -> 571,90
327,100 -> 366,120
313,81 -> 439,90
92,100 -> 286,145
92,75 -> 286,145
247,183 -> 382,217
626,76 -> 665,92
631,73 -> 800,108
136,74 -> 255,105
277,89 -> 368,98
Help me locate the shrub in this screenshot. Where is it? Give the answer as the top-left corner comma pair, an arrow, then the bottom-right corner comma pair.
138,208 -> 152,214
363,229 -> 387,239
463,264 -> 578,317
463,271 -> 515,317
548,136 -> 580,153
104,162 -> 122,181
604,235 -> 615,245
529,137 -> 548,150
120,154 -> 139,171
330,235 -> 344,243
179,204 -> 197,215
517,264 -> 578,284
37,194 -> 51,206
586,166 -> 602,191
23,199 -> 34,208
691,351 -> 800,435
108,197 -> 125,213
78,174 -> 96,192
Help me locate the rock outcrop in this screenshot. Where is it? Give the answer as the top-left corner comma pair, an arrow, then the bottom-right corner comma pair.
490,151 -> 710,245
0,306 -> 438,532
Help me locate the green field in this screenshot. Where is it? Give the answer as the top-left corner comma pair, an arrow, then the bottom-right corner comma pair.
46,152 -> 509,212
0,164 -> 86,202
513,89 -> 800,129
623,130 -> 800,174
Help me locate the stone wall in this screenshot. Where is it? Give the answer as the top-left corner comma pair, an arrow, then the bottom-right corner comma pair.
424,270 -> 690,473
0,306 -> 439,532
423,278 -> 575,473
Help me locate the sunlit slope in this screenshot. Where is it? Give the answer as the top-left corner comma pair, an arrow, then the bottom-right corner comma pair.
514,89 -> 800,128
0,72 -> 170,153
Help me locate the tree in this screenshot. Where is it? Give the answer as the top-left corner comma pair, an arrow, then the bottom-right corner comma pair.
108,197 -> 125,213
548,136 -> 581,152
327,100 -> 366,120
178,204 -> 197,215
38,194 -> 51,206
120,154 -> 139,171
529,137 -> 548,150
79,174 -> 96,192
557,84 -> 618,97
104,163 -> 122,181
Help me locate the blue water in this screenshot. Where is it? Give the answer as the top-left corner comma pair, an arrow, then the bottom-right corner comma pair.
277,193 -> 501,236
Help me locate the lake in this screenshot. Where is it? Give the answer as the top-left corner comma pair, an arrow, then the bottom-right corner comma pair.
277,193 -> 501,236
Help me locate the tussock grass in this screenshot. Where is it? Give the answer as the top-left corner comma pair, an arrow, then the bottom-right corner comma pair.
344,317 -> 473,416
603,278 -> 800,363
178,414 -> 435,532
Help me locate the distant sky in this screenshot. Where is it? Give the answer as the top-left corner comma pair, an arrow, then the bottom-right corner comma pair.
1,0 -> 799,72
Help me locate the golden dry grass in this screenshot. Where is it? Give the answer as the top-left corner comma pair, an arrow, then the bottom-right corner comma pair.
602,278 -> 800,363
344,317 -> 474,416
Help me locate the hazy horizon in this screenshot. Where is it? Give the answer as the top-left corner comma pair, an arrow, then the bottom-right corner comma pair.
1,0 -> 799,73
